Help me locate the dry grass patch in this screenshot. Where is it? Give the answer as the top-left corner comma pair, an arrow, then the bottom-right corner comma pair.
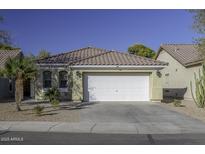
0,102 -> 80,122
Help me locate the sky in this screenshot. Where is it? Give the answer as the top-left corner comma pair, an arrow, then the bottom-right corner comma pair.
0,9 -> 200,55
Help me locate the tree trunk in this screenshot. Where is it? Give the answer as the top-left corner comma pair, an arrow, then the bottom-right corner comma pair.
15,77 -> 23,111
20,79 -> 24,103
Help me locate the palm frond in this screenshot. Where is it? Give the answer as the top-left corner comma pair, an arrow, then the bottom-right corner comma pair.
3,57 -> 37,80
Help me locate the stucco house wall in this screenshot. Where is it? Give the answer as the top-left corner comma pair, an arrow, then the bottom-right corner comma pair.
35,67 -> 72,101
157,49 -> 202,100
35,67 -> 163,102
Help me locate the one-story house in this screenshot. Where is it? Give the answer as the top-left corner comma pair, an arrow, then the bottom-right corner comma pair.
156,44 -> 203,100
0,49 -> 22,100
35,47 -> 167,102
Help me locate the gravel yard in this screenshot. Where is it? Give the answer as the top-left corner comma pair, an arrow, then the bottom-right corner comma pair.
160,100 -> 205,123
0,101 -> 81,122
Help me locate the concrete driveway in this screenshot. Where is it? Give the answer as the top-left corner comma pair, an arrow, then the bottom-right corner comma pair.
77,101 -> 205,134
1,102 -> 205,134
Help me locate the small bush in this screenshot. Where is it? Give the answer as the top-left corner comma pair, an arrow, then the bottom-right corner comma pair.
44,87 -> 60,102
33,105 -> 44,116
51,99 -> 60,108
173,99 -> 182,107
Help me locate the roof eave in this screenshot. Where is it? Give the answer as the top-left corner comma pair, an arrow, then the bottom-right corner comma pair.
70,65 -> 167,70
36,63 -> 166,69
185,60 -> 203,67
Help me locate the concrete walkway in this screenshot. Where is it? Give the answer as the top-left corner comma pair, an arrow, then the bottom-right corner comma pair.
1,121 -> 205,134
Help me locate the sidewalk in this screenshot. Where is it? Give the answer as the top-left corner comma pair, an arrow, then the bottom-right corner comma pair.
1,121 -> 205,134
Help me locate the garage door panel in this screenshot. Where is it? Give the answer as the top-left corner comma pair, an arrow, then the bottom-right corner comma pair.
84,73 -> 149,102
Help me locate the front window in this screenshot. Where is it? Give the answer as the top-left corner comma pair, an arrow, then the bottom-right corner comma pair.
59,71 -> 68,88
43,71 -> 52,88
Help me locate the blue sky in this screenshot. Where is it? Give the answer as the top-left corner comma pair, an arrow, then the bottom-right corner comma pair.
0,9 -> 200,55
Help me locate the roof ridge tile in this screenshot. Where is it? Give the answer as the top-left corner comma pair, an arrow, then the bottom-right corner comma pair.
70,50 -> 112,65
110,50 -> 167,64
36,46 -> 108,62
161,43 -> 197,46
36,47 -> 91,61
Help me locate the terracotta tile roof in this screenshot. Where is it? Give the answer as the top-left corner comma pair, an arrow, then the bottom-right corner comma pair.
0,49 -> 21,69
36,47 -> 107,64
37,47 -> 167,66
74,50 -> 167,66
157,44 -> 203,67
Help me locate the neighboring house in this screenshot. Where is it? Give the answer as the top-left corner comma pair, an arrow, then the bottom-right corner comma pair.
35,47 -> 167,102
0,49 -> 22,100
156,44 -> 203,100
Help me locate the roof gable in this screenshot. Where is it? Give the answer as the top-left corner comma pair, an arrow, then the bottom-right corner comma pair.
156,44 -> 203,67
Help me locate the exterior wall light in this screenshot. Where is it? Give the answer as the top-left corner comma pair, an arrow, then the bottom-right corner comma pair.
156,70 -> 162,78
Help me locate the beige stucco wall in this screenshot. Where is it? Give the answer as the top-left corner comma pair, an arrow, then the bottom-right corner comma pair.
149,70 -> 163,101
35,68 -> 72,100
157,49 -> 202,100
35,69 -> 44,100
72,70 -> 83,101
35,67 -> 163,102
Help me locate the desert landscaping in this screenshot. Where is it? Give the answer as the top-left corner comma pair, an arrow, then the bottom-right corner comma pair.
0,101 -> 81,122
160,100 -> 205,123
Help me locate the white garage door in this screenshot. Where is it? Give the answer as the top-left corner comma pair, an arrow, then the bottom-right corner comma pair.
84,73 -> 150,102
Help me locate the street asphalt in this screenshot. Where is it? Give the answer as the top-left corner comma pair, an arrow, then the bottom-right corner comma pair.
1,131 -> 205,145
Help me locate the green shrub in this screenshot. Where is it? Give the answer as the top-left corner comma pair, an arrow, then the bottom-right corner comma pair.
173,99 -> 182,107
44,87 -> 60,102
33,105 -> 44,116
51,99 -> 60,108
190,64 -> 205,108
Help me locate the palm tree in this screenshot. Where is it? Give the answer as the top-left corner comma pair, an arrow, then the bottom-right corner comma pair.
3,56 -> 37,111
